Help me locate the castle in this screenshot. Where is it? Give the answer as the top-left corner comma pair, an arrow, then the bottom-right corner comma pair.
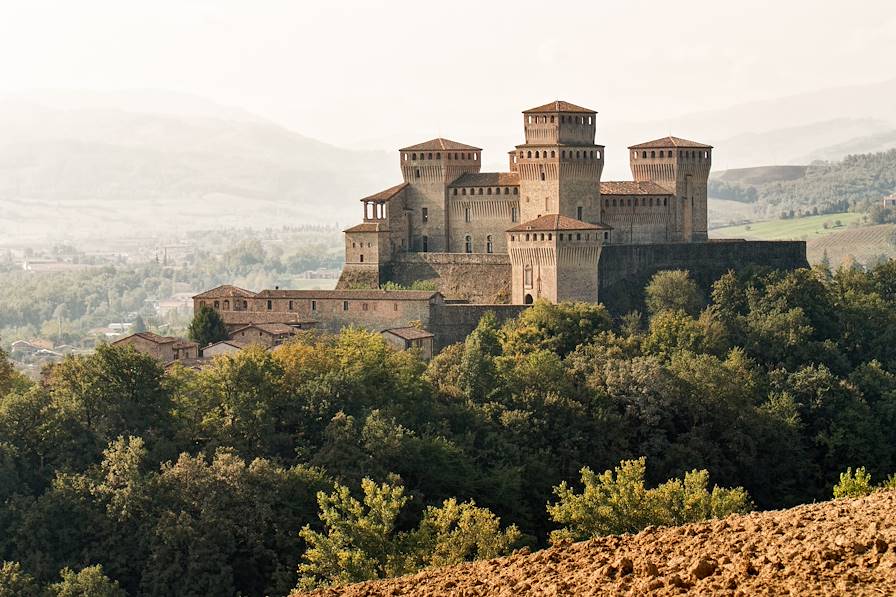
195,100 -> 807,352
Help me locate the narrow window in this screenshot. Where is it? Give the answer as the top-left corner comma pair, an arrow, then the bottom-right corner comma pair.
288,300 -> 293,310
465,207 -> 471,223
267,300 -> 272,310
540,171 -> 546,181
359,254 -> 364,262
311,300 -> 317,311
486,235 -> 493,253
362,303 -> 369,311
342,301 -> 349,311
465,235 -> 472,253
577,206 -> 583,220
223,299 -> 230,310
213,300 -> 219,309
415,169 -> 420,178
524,265 -> 533,288
576,233 -> 582,240
422,207 -> 428,223
422,235 -> 428,252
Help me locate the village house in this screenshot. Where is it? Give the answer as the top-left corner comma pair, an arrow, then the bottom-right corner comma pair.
112,332 -> 199,363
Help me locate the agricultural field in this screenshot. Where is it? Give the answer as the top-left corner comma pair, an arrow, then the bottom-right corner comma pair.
807,224 -> 896,266
709,212 -> 866,241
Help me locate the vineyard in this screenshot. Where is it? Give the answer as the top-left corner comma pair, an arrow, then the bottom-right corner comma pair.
807,223 -> 896,266
710,211 -> 865,241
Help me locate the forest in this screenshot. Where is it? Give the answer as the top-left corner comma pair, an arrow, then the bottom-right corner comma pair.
2,263 -> 896,595
709,148 -> 896,218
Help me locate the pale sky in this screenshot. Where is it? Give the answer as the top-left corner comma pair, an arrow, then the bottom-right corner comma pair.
2,0 -> 895,149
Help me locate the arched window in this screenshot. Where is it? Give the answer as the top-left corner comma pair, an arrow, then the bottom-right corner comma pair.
359,254 -> 364,262
535,151 -> 540,158
524,265 -> 533,288
504,187 -> 509,195
527,151 -> 532,158
446,153 -> 451,160
436,153 -> 441,159
576,151 -> 581,158
612,199 -> 617,206
540,233 -> 545,240
590,151 -> 594,158
461,188 -> 466,195
540,171 -> 546,181
465,235 -> 473,253
548,233 -> 552,240
551,150 -> 556,157
642,151 -> 647,158
478,188 -> 483,195
528,115 -> 533,124
486,235 -> 493,253
427,152 -> 432,159
561,150 -> 566,158
403,153 -> 408,161
487,187 -> 492,195
453,189 -> 457,196
550,115 -> 555,123
663,198 -> 668,206
651,151 -> 656,158
473,153 -> 477,161
223,299 -> 230,310
588,116 -> 592,125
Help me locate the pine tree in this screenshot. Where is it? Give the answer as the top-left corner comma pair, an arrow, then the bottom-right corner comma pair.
187,305 -> 228,348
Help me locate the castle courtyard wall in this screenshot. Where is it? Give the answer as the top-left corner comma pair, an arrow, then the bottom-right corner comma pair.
429,304 -> 528,350
597,239 -> 809,314
386,253 -> 512,303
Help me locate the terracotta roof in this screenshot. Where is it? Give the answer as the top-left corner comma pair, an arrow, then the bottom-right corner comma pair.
254,289 -> 443,301
629,136 -> 712,149
360,182 -> 407,203
524,100 -> 596,114
231,323 -> 300,335
382,327 -> 435,341
508,214 -> 610,232
600,181 -> 673,195
172,340 -> 199,350
400,138 -> 481,152
112,331 -> 176,345
344,221 -> 387,233
193,285 -> 257,299
449,172 -> 520,187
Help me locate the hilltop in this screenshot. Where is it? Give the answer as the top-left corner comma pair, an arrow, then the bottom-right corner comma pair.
300,491 -> 896,596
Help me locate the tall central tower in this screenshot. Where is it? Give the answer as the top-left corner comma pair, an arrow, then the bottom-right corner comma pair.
514,101 -> 605,225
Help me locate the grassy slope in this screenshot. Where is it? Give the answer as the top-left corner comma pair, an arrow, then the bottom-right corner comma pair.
807,224 -> 896,266
710,212 -> 866,241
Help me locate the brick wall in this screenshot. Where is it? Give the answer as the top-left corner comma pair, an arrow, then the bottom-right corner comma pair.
429,304 -> 528,349
386,253 -> 512,303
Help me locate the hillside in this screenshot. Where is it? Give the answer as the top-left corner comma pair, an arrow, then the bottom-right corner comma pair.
0,100 -> 394,242
807,224 -> 896,265
301,490 -> 896,596
710,212 -> 865,241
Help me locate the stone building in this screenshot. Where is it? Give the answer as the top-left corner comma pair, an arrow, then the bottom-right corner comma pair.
338,100 -> 734,304
196,99 -> 807,353
111,332 -> 199,363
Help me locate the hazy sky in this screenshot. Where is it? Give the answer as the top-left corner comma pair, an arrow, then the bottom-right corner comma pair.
2,0 -> 895,148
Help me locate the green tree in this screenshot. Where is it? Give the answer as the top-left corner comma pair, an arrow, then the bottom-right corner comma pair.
187,305 -> 228,348
297,479 -> 411,589
0,561 -> 42,597
547,458 -> 751,543
501,300 -> 612,357
644,270 -> 702,316
49,565 -> 125,597
131,315 -> 147,333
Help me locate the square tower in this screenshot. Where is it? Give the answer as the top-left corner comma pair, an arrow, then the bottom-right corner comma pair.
507,214 -> 609,304
628,137 -> 712,241
514,101 -> 605,226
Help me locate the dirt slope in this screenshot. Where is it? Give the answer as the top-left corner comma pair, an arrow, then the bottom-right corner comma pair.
302,491 -> 896,596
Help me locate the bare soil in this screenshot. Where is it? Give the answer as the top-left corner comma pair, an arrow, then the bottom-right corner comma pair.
301,490 -> 896,596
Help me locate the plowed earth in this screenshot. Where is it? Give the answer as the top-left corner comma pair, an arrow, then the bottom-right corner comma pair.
301,490 -> 896,596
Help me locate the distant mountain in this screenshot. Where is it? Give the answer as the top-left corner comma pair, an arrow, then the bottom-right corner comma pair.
0,99 -> 394,242
600,78 -> 896,176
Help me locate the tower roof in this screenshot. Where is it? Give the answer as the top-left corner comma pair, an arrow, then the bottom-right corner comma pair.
629,136 -> 712,149
524,100 -> 596,114
508,214 -> 611,232
400,138 -> 481,152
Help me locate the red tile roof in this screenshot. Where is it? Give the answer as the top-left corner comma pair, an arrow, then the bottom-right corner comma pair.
629,136 -> 712,149
400,138 -> 481,151
524,100 -> 596,114
112,331 -> 176,345
449,172 -> 520,187
193,285 -> 257,299
600,181 -> 673,195
359,182 -> 408,203
344,221 -> 387,233
253,289 -> 443,301
508,214 -> 610,232
230,323 -> 301,336
382,327 -> 435,341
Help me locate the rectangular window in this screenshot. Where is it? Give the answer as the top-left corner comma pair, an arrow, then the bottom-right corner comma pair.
362,303 -> 369,311
311,300 -> 317,312
577,206 -> 583,220
465,207 -> 471,223
393,303 -> 398,311
288,300 -> 293,311
422,207 -> 428,223
511,207 -> 518,222
342,301 -> 349,311
267,300 -> 272,310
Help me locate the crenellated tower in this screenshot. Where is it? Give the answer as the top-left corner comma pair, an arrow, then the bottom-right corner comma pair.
514,101 -> 605,225
399,138 -> 482,252
628,137 -> 712,241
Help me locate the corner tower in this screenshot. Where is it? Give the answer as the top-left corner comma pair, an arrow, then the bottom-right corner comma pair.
628,136 -> 712,241
514,101 -> 605,225
399,138 -> 482,252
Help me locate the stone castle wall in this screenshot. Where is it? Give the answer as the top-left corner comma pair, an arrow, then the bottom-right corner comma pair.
597,239 -> 809,314
429,304 -> 528,350
386,253 -> 512,303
